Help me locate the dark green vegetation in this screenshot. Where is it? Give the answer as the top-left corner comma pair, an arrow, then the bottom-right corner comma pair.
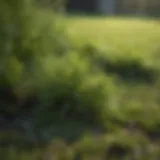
0,0 -> 160,159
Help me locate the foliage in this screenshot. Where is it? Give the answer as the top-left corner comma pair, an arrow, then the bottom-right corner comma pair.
18,53 -> 116,130
80,42 -> 159,84
1,130 -> 160,160
0,1 -> 160,159
0,0 -> 69,115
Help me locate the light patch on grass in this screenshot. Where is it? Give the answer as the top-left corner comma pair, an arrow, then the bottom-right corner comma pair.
66,17 -> 160,57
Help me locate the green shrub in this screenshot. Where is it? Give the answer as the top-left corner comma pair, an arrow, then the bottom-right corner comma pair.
0,131 -> 159,160
0,131 -> 37,148
72,130 -> 160,160
1,2 -> 160,158
19,53 -> 116,130
45,138 -> 73,160
0,0 -> 70,116
81,43 -> 159,84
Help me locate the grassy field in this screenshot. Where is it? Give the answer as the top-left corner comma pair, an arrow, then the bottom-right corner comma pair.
66,17 -> 160,59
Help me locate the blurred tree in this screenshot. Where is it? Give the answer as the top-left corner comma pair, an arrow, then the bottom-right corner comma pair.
0,0 -> 67,118
0,0 -> 35,115
36,0 -> 65,12
136,0 -> 147,15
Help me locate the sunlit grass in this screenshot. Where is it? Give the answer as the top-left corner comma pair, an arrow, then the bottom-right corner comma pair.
66,17 -> 160,58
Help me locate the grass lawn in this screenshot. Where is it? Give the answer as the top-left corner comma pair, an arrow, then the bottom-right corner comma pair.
66,16 -> 160,60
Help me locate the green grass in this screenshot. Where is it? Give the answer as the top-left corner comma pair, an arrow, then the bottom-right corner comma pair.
66,17 -> 160,58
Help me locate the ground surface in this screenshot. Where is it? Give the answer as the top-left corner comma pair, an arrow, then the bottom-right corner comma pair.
66,17 -> 160,58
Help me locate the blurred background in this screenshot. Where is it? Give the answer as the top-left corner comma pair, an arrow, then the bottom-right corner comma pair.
66,0 -> 160,16
0,0 -> 160,160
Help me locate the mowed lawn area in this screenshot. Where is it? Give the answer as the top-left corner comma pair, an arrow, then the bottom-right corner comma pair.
66,16 -> 160,59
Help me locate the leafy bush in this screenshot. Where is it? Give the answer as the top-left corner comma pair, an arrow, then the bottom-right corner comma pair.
1,131 -> 159,160
0,0 -> 69,116
1,2 -> 160,159
73,130 -> 160,160
81,43 -> 159,84
18,53 -> 116,130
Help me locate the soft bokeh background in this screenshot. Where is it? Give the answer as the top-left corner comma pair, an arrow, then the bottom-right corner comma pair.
0,0 -> 160,159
